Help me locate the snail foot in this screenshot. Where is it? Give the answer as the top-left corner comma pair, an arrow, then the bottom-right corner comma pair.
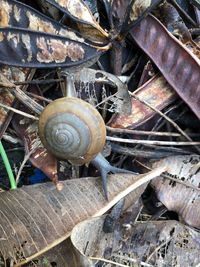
91,153 -> 135,200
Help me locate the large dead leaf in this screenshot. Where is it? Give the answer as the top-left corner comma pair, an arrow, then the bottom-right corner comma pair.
0,167 -> 165,265
71,216 -> 200,267
151,155 -> 200,228
25,239 -> 78,267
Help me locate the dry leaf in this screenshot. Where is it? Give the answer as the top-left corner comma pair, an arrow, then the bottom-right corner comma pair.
71,216 -> 200,267
151,155 -> 200,228
0,167 -> 165,265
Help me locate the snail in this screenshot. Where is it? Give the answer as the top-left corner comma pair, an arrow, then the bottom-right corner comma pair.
38,76 -> 132,199
38,97 -> 106,165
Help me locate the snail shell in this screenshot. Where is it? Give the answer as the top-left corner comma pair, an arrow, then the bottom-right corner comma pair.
38,97 -> 106,165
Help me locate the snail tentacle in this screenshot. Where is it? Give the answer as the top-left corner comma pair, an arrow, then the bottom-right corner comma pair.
92,153 -> 136,200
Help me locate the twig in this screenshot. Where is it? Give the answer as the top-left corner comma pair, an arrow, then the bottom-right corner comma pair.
95,92 -> 118,108
146,237 -> 173,263
26,92 -> 52,103
129,92 -> 200,153
111,143 -> 187,158
90,256 -> 154,267
169,0 -> 198,27
13,87 -> 44,115
0,102 -> 39,120
136,160 -> 200,192
107,136 -> 200,146
107,126 -> 189,137
129,93 -> 193,142
16,141 -> 40,184
14,78 -> 64,86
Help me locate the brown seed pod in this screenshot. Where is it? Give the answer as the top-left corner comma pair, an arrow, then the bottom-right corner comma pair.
38,97 -> 106,165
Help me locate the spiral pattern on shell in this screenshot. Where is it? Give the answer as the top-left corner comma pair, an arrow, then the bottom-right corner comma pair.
38,97 -> 106,165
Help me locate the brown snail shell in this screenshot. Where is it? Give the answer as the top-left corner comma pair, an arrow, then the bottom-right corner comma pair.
38,97 -> 106,165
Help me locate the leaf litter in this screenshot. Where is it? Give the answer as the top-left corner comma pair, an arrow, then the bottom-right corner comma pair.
0,0 -> 199,266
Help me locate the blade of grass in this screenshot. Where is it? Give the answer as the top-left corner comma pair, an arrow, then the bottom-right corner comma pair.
0,142 -> 16,189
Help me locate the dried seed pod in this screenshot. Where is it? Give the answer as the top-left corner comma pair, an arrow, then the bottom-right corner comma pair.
131,15 -> 200,119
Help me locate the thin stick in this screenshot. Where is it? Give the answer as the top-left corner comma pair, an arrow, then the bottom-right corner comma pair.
106,126 -> 184,137
26,92 -> 52,103
0,102 -> 39,120
169,0 -> 197,27
14,78 -> 64,85
107,136 -> 200,146
136,160 -> 200,192
129,93 -> 193,143
16,150 -> 33,185
16,141 -> 40,184
146,238 -> 173,263
89,256 -> 153,267
95,92 -> 118,108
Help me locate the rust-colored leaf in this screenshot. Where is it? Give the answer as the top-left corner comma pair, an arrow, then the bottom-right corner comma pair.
108,75 -> 176,128
0,167 -> 165,265
131,15 -> 200,119
13,117 -> 58,185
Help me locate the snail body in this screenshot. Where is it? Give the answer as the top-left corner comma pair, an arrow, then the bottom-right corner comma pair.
38,97 -> 106,165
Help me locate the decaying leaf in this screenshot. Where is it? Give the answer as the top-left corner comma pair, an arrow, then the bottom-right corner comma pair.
0,167 -> 165,265
12,116 -> 58,185
151,155 -> 200,228
0,27 -> 105,68
0,67 -> 31,136
129,0 -> 152,22
71,216 -> 200,267
46,0 -> 99,27
45,0 -> 108,41
0,73 -> 15,88
111,0 -> 130,25
120,0 -> 162,33
109,75 -> 176,128
1,0 -> 86,43
25,239 -> 79,267
131,15 -> 200,119
71,68 -> 132,114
